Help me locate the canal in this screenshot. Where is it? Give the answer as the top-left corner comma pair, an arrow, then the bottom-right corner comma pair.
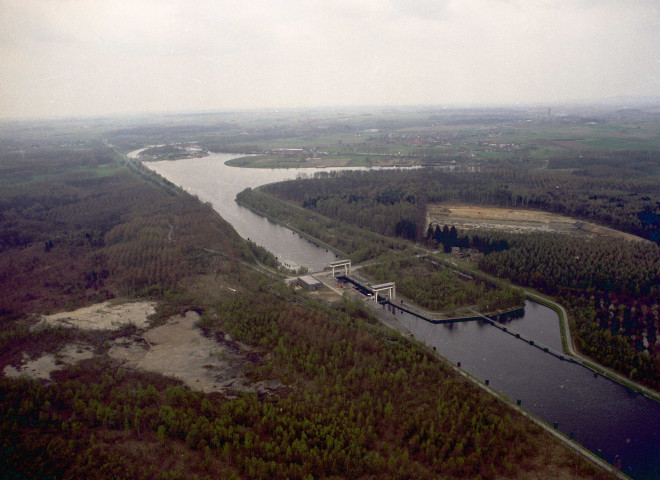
139,151 -> 660,480
391,301 -> 659,480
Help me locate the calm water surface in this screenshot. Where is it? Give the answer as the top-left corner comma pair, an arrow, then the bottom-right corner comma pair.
139,152 -> 660,480
142,153 -> 341,271
395,303 -> 659,480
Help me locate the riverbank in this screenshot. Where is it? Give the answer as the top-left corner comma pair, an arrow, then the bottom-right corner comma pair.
235,193 -> 347,259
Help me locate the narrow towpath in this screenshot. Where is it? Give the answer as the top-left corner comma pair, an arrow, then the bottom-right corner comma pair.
525,291 -> 660,401
427,249 -> 659,400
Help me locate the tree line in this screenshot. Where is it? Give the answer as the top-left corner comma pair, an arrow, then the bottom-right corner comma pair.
261,169 -> 428,242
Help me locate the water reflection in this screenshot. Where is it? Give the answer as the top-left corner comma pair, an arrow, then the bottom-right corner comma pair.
142,153 -> 341,271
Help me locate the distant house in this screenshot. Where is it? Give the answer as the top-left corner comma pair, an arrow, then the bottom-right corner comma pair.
298,275 -> 323,291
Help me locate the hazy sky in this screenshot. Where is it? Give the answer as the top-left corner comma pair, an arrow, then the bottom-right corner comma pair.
2,0 -> 659,119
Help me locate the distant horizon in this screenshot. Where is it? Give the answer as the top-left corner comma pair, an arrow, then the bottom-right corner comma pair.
4,95 -> 660,123
2,1 -> 659,121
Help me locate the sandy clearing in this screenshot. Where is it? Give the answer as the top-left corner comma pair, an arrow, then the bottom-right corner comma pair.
429,204 -> 578,225
109,311 -> 284,394
3,343 -> 95,380
36,301 -> 157,331
427,204 -> 645,241
17,299 -> 282,394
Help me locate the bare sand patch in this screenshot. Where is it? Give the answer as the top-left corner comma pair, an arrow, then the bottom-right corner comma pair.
3,343 -> 95,380
109,311 -> 283,394
14,300 -> 283,394
36,301 -> 157,331
428,204 -> 577,231
428,204 -> 645,241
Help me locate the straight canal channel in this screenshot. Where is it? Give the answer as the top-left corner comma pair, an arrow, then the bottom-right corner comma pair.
138,151 -> 660,480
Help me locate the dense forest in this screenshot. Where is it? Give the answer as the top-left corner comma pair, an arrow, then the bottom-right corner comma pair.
1,292 -> 609,479
0,146 -> 270,313
361,254 -> 524,315
261,169 -> 427,242
475,232 -> 659,387
0,144 -> 611,478
262,150 -> 660,244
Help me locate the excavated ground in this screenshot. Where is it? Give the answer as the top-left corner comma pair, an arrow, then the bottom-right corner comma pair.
4,301 -> 283,395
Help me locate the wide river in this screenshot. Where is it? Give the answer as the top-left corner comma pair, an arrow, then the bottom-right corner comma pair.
138,151 -> 659,480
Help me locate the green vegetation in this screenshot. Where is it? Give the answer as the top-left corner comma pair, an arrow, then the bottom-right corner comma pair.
1,291 -> 611,479
261,169 -> 428,241
226,154 -> 390,168
238,183 -> 525,316
138,144 -> 208,161
226,155 -> 308,168
260,154 -> 659,243
473,231 -> 659,388
362,253 -> 524,315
